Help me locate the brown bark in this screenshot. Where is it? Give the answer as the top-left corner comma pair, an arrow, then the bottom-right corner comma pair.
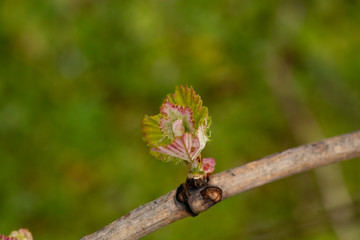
81,130 -> 360,240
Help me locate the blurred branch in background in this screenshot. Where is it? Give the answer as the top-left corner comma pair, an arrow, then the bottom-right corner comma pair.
81,131 -> 360,240
247,199 -> 360,240
265,47 -> 360,239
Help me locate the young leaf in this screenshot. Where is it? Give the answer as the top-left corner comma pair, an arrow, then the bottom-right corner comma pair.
142,85 -> 215,177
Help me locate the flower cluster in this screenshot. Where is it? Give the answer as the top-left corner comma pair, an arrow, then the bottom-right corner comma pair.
142,86 -> 215,178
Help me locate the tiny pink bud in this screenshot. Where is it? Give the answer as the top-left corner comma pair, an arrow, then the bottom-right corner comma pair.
172,118 -> 185,137
202,158 -> 216,176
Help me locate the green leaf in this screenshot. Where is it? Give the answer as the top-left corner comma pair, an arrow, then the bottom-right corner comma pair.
142,114 -> 171,147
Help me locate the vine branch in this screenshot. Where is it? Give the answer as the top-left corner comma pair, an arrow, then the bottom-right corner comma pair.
81,130 -> 360,240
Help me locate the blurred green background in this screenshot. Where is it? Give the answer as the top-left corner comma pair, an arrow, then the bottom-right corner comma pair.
1,0 -> 360,239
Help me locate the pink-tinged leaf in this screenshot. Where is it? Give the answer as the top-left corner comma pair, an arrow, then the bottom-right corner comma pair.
142,86 -> 212,168
202,158 -> 216,176
152,133 -> 200,162
165,85 -> 210,131
172,119 -> 185,137
159,102 -> 195,140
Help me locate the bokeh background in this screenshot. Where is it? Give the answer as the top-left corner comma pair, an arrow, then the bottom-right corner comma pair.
1,1 -> 360,239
